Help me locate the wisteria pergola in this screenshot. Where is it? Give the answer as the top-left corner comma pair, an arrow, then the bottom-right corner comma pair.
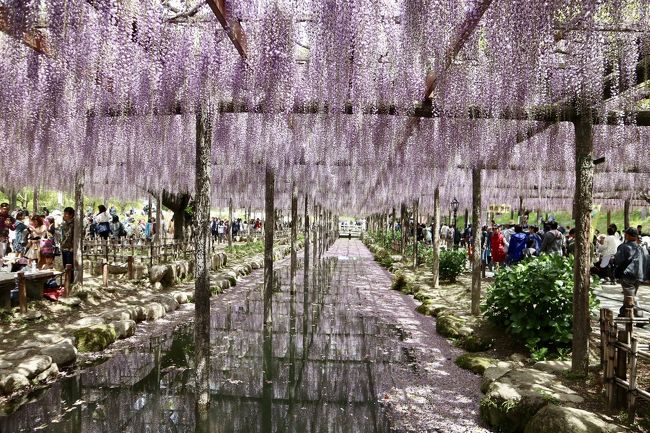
2,0 -> 650,398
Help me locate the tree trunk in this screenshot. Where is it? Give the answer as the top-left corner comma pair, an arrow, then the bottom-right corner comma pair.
624,199 -> 630,229
572,112 -> 594,375
471,169 -> 482,316
606,209 -> 612,228
464,208 -> 468,229
73,171 -> 84,287
432,187 -> 441,288
160,190 -> 191,241
264,166 -> 275,326
518,197 -> 524,224
194,110 -> 212,411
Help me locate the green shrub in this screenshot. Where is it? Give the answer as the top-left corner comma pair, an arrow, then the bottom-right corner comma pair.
439,249 -> 467,282
482,255 -> 599,351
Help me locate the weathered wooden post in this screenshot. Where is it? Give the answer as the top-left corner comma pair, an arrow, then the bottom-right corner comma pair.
606,209 -> 612,228
102,259 -> 108,288
228,197 -> 233,247
413,199 -> 419,269
18,271 -> 26,314
127,256 -> 134,280
290,183 -> 298,285
312,203 -> 318,263
73,169 -> 84,287
400,203 -> 406,254
471,169 -> 482,316
155,190 -> 162,243
572,109 -> 595,375
304,194 -> 310,272
264,165 -> 275,326
432,187 -> 441,288
624,199 -> 631,229
194,109 -> 212,411
64,264 -> 72,297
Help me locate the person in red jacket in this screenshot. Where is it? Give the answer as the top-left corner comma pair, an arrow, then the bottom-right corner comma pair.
491,225 -> 507,265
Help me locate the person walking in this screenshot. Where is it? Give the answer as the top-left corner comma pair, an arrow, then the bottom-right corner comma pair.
614,227 -> 646,318
507,225 -> 528,264
540,221 -> 564,255
598,226 -> 620,284
491,225 -> 507,266
95,205 -> 111,240
60,207 -> 75,279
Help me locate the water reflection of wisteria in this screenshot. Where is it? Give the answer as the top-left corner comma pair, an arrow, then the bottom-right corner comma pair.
0,257 -> 404,433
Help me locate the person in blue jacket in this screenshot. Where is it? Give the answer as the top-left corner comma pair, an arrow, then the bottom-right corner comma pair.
507,225 -> 528,264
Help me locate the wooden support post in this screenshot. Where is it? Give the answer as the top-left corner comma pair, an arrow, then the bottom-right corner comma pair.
228,197 -> 233,247
127,256 -> 134,280
33,186 -> 39,215
432,187 -> 441,289
400,203 -> 406,254
624,199 -> 631,229
304,194 -> 310,272
264,166 -> 275,326
463,208 -> 468,229
73,170 -> 84,287
18,271 -> 26,314
413,199 -> 419,269
572,111 -> 594,375
102,259 -> 108,288
615,325 -> 630,408
194,109 -> 212,412
518,196 -> 524,224
155,191 -> 162,243
606,209 -> 612,228
604,309 -> 616,409
64,264 -> 72,297
629,338 -> 639,423
471,169 -> 482,316
312,204 -> 318,263
290,183 -> 298,285
391,207 -> 396,244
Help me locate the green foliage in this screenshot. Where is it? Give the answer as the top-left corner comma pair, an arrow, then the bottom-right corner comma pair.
439,249 -> 467,282
483,255 -> 599,352
530,346 -> 550,362
224,241 -> 264,259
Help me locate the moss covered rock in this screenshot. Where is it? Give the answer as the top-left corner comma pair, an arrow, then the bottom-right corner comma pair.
459,334 -> 495,352
73,325 -> 117,353
455,354 -> 497,375
436,312 -> 467,338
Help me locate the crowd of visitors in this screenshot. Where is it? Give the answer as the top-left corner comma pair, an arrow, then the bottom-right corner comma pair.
0,202 -> 75,273
396,217 -> 650,318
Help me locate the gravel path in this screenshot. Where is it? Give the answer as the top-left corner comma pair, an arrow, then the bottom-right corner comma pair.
324,239 -> 490,433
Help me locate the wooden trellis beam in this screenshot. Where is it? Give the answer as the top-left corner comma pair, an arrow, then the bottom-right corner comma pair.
206,0 -> 248,59
0,6 -> 52,56
423,0 -> 493,100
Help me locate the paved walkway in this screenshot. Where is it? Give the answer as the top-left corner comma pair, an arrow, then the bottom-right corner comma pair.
321,239 -> 489,432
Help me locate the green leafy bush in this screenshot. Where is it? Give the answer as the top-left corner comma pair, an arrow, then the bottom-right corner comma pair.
482,255 -> 599,351
439,249 -> 467,282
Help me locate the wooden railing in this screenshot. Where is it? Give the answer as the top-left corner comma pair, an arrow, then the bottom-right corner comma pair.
600,302 -> 650,422
83,238 -> 196,266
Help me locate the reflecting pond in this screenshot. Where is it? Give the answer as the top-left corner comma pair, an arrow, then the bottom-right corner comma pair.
0,257 -> 405,432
